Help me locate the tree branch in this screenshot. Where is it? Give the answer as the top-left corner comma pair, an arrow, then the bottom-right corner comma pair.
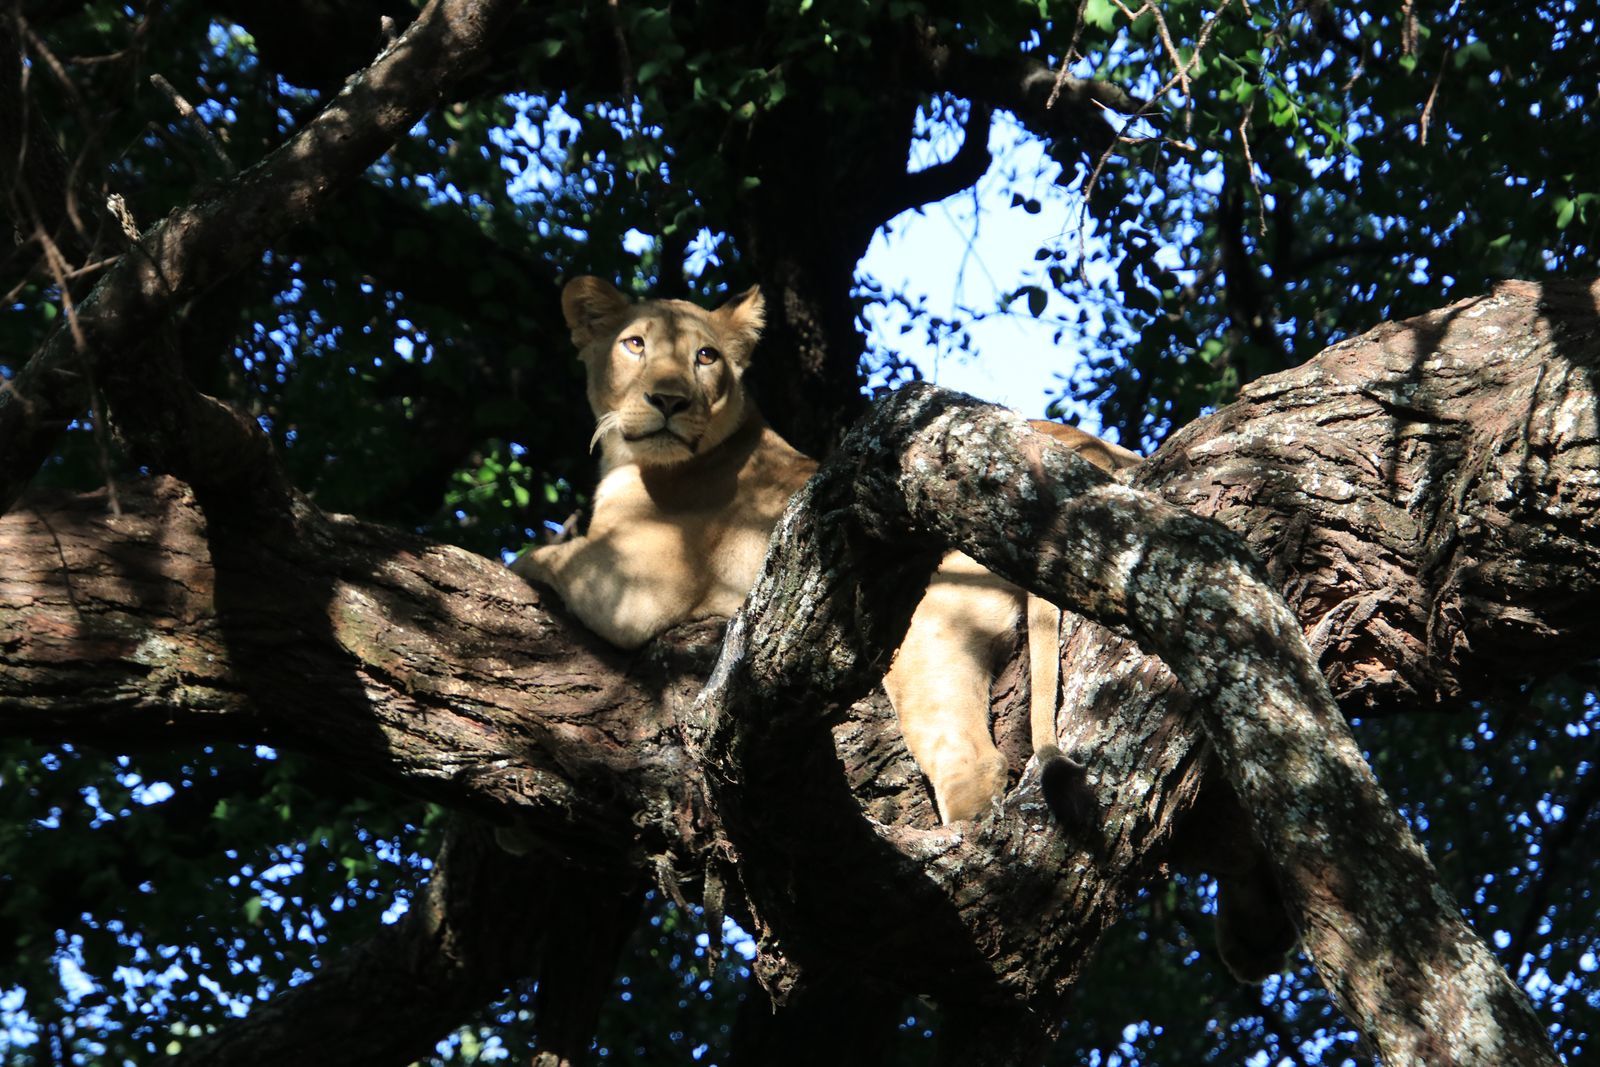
901,22 -> 1146,165
0,0 -> 515,515
1146,278 -> 1600,712
875,102 -> 994,221
0,281 -> 1593,1061
694,276 -> 1598,1062
0,476 -> 713,863
170,821 -> 640,1067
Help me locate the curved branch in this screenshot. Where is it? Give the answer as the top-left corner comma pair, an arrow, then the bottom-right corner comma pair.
696,296 -> 1587,1063
876,102 -> 994,220
1146,278 -> 1600,712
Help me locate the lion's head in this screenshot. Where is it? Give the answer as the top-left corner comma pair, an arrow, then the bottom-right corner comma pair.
560,277 -> 765,469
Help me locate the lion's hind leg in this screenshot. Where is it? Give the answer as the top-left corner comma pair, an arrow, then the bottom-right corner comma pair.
884,552 -> 1021,824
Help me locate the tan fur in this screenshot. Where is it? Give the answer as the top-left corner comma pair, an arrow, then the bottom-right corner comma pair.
1020,421 -> 1142,759
516,278 -> 1140,822
885,423 -> 1139,822
514,278 -> 809,647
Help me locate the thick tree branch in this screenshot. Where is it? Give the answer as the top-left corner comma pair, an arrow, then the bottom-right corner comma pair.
1146,278 -> 1600,712
691,275 -> 1600,1062
0,476 -> 712,863
0,0 -> 514,514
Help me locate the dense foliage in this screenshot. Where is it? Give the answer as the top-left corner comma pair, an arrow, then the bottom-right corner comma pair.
0,1 -> 1594,1063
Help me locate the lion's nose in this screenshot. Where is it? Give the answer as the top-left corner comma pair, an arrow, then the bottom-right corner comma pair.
645,391 -> 691,417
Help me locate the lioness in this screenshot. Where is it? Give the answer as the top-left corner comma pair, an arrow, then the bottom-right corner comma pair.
515,277 -> 1139,823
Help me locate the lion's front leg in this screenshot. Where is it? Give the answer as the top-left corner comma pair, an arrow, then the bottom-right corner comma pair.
511,535 -> 698,650
510,539 -> 572,590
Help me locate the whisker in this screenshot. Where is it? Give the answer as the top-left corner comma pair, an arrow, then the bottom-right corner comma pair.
589,411 -> 621,454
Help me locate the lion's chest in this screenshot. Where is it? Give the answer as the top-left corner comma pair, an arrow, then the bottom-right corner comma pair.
585,466 -> 785,623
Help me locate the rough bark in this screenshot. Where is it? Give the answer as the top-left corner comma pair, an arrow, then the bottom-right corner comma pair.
689,374 -> 1559,1065
1146,278 -> 1600,712
0,477 -> 707,860
1,280 -> 1593,1062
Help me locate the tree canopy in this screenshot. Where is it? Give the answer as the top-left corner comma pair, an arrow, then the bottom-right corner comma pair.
0,2 -> 1596,1065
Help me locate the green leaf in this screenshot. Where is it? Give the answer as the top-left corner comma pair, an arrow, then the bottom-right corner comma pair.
1084,0 -> 1117,32
1453,40 -> 1491,69
1554,197 -> 1576,229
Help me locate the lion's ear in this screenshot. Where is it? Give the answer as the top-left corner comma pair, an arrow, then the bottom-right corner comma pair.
562,276 -> 631,347
714,285 -> 765,358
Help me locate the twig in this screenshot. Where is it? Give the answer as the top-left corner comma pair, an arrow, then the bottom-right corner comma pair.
0,253 -> 117,305
20,16 -> 112,250
1070,0 -> 1237,265
1046,0 -> 1095,111
32,217 -> 120,515
1339,48 -> 1367,93
150,72 -> 236,174
1418,50 -> 1446,146
1237,107 -> 1267,237
15,19 -> 78,102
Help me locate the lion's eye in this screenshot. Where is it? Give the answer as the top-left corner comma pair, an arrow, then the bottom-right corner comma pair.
695,346 -> 721,366
621,336 -> 645,355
